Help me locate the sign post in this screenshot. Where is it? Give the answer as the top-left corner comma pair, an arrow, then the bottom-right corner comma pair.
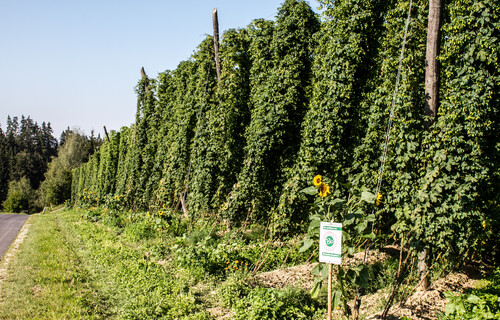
319,222 -> 342,320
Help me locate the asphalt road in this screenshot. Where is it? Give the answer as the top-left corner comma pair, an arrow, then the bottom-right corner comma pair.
0,214 -> 29,261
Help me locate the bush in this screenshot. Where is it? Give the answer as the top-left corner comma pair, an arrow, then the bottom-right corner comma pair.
217,272 -> 252,308
443,268 -> 500,319
2,177 -> 36,213
233,286 -> 324,320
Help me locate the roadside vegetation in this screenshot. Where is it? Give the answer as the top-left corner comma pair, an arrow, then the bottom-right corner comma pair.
1,207 -> 498,319
0,213 -> 106,319
0,209 -> 326,319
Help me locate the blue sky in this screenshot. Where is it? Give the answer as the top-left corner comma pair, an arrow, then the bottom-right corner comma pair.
0,0 -> 320,139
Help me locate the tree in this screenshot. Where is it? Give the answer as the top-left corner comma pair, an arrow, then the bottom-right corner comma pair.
0,127 -> 10,204
40,131 -> 92,205
2,177 -> 36,213
0,115 -> 58,207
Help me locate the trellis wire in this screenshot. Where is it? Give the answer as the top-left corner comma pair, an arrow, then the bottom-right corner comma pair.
357,0 -> 414,307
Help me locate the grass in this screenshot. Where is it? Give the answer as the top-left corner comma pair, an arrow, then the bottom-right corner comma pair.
0,209 -> 216,319
0,212 -> 107,319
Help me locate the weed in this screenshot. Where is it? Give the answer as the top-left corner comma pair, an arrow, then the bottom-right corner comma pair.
217,272 -> 252,308
233,286 -> 325,320
442,267 -> 500,319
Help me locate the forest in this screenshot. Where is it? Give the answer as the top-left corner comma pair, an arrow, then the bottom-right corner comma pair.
0,115 -> 101,212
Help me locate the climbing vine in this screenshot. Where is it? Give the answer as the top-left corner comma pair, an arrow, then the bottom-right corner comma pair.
223,0 -> 320,223
71,0 -> 500,266
393,0 -> 500,263
276,0 -> 391,232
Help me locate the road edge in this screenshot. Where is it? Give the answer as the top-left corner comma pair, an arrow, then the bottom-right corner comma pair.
0,216 -> 32,283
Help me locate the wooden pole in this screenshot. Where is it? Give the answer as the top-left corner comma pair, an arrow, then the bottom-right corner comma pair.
421,0 -> 442,290
212,8 -> 221,83
327,263 -> 332,320
424,0 -> 442,126
103,126 -> 110,142
140,66 -> 149,93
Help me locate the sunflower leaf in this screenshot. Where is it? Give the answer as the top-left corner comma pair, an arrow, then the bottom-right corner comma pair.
301,186 -> 318,195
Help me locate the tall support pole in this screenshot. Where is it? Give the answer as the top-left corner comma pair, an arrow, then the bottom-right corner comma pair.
421,0 -> 442,290
424,0 -> 442,125
212,8 -> 221,83
140,66 -> 149,93
103,126 -> 110,142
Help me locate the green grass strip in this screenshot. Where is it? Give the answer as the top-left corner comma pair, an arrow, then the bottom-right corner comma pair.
0,212 -> 108,319
0,209 -> 211,319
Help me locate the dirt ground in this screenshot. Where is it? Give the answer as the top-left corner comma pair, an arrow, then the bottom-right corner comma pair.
362,270 -> 478,319
254,247 -> 479,319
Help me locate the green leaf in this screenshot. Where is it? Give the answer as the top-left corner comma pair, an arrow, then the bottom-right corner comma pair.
342,230 -> 351,241
358,266 -> 369,287
361,191 -> 376,204
332,289 -> 341,309
348,246 -> 356,256
363,232 -> 376,239
365,214 -> 376,222
320,263 -> 330,280
466,294 -> 480,304
330,198 -> 347,206
301,186 -> 318,195
356,220 -> 368,233
444,302 -> 456,315
310,280 -> 322,298
309,219 -> 321,229
344,213 -> 356,225
310,214 -> 322,221
311,263 -> 321,276
299,238 -> 314,252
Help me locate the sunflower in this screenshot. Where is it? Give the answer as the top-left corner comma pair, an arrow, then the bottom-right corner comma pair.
313,175 -> 322,187
376,192 -> 383,206
319,183 -> 330,197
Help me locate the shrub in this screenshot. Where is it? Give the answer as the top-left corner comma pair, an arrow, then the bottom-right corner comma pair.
2,177 -> 35,213
443,268 -> 500,319
233,286 -> 324,320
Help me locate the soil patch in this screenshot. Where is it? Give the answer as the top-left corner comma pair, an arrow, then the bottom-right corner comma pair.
255,247 -> 393,290
254,246 -> 479,319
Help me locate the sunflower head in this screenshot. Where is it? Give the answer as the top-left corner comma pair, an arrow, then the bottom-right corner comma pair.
319,183 -> 330,197
313,175 -> 322,187
376,192 -> 383,206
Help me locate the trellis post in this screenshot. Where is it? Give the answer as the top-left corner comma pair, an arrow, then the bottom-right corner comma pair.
212,8 -> 221,83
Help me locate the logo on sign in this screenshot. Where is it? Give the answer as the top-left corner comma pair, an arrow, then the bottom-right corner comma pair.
323,231 -> 337,252
325,236 -> 334,247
